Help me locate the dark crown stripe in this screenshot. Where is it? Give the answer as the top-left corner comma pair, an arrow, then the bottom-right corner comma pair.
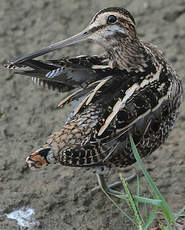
92,7 -> 135,25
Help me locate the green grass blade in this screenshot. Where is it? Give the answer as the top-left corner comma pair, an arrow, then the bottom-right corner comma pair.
143,205 -> 158,230
175,205 -> 185,220
116,194 -> 162,206
100,185 -> 137,226
163,214 -> 173,230
120,175 -> 143,227
136,175 -> 140,208
129,134 -> 176,224
144,202 -> 148,225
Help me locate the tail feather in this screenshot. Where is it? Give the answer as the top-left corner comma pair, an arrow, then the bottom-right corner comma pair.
26,147 -> 56,170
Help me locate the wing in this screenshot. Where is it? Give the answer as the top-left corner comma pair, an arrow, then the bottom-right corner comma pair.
4,55 -> 112,92
61,62 -> 176,167
94,64 -> 172,139
5,54 -> 126,120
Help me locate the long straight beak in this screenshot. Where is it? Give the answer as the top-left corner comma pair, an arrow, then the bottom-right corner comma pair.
12,28 -> 90,65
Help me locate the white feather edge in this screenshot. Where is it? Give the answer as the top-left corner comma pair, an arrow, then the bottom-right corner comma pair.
86,76 -> 112,105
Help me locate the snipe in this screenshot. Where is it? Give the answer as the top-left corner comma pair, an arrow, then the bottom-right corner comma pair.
5,7 -> 183,195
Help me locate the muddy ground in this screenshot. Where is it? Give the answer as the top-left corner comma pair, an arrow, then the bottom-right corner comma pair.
0,0 -> 185,229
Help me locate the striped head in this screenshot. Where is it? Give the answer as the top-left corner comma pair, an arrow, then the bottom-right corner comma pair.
88,7 -> 136,47
12,7 -> 137,65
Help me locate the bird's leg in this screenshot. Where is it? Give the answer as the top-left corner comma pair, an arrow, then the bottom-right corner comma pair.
96,174 -> 124,195
91,173 -> 137,196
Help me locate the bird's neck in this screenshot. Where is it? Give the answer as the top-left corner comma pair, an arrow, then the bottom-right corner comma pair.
107,38 -> 151,71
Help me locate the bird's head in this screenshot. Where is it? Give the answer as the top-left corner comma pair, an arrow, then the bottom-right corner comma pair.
11,7 -> 137,65
88,7 -> 136,48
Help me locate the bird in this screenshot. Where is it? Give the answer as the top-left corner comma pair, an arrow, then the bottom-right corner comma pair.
5,7 -> 183,195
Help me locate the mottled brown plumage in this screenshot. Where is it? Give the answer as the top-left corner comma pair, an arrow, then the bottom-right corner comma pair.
5,7 -> 183,194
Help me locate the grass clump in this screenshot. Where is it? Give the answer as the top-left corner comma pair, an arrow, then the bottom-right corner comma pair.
100,134 -> 185,230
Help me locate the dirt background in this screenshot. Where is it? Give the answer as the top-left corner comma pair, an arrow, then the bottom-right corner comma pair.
0,0 -> 185,229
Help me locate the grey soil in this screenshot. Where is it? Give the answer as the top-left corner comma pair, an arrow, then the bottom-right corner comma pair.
0,0 -> 185,229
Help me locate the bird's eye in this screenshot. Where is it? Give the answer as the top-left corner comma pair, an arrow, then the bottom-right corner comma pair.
107,15 -> 117,24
